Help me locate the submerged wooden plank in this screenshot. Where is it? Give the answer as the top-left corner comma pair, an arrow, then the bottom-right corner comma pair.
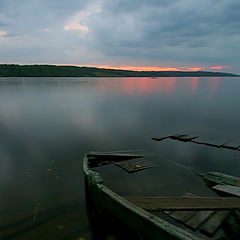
212,184 -> 240,197
200,211 -> 231,236
169,134 -> 188,141
117,163 -> 158,173
124,197 -> 240,211
152,134 -> 199,142
87,152 -> 142,159
185,211 -> 214,229
87,152 -> 143,167
169,211 -> 197,223
121,164 -> 158,173
221,140 -> 240,150
114,159 -> 158,173
114,159 -> 154,167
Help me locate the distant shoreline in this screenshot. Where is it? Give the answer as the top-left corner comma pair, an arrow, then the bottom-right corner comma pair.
0,64 -> 238,77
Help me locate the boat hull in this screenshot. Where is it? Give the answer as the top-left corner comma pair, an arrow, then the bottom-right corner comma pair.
83,154 -> 203,240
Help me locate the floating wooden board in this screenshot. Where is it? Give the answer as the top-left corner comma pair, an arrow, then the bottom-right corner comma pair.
124,197 -> 240,211
193,137 -> 226,148
212,184 -> 240,197
152,134 -> 240,151
221,144 -> 239,150
152,136 -> 170,142
152,134 -> 193,142
225,140 -> 240,150
169,135 -> 199,142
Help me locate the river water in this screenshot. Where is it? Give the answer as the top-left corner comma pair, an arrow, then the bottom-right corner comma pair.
0,77 -> 240,239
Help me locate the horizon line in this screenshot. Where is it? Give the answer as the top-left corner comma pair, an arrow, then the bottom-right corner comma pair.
0,63 -> 232,73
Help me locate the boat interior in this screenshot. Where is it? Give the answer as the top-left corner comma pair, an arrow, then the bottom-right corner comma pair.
87,151 -> 240,240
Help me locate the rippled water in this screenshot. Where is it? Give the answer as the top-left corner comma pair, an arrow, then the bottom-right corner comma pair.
0,77 -> 240,239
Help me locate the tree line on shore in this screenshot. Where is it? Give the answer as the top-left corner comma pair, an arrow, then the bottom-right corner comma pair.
0,64 -> 237,77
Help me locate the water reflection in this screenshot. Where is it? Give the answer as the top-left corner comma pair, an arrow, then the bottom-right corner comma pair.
120,77 -> 176,94
94,77 -> 222,95
0,77 -> 240,239
191,77 -> 199,92
209,77 -> 220,91
0,76 -> 227,95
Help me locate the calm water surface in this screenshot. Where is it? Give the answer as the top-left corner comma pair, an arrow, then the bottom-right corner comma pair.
0,77 -> 240,239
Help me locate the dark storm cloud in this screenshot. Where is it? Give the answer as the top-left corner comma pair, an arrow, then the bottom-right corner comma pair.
0,0 -> 239,72
0,23 -> 7,27
102,0 -> 176,14
69,0 -> 237,69
89,0 -> 240,49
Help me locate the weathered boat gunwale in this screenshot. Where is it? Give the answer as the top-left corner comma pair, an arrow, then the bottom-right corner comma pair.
83,154 -> 204,240
197,171 -> 240,188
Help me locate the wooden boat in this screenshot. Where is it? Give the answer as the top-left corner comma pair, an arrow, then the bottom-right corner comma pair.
83,152 -> 240,240
161,159 -> 240,197
196,171 -> 240,198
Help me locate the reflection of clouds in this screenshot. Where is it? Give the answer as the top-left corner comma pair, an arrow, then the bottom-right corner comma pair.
70,105 -> 106,137
0,145 -> 12,182
0,102 -> 20,127
0,77 -> 240,223
209,77 -> 220,91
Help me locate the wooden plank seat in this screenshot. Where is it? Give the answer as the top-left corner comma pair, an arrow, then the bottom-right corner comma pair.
124,196 -> 240,211
125,195 -> 239,237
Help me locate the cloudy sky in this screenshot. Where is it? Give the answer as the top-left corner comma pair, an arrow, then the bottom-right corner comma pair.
0,0 -> 239,73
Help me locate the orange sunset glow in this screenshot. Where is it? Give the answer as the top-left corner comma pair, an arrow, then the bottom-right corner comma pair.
209,66 -> 229,70
184,67 -> 202,71
80,65 -> 230,72
84,65 -> 182,71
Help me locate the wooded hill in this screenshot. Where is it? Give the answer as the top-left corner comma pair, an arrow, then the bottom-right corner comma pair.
0,64 -> 237,77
